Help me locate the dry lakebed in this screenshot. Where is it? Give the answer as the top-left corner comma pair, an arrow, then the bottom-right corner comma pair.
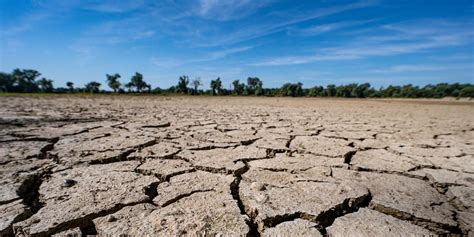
0,95 -> 473,236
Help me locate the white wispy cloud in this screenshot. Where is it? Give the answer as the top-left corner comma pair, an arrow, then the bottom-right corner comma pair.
251,41 -> 459,66
192,46 -> 253,62
195,0 -> 270,21
289,19 -> 377,36
367,64 -> 474,73
251,54 -> 359,66
62,0 -> 377,50
151,46 -> 253,67
251,19 -> 473,66
1,12 -> 50,36
192,0 -> 377,46
82,0 -> 146,13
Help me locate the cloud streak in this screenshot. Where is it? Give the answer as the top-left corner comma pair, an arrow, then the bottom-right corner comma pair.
367,64 -> 474,73
151,46 -> 253,67
195,0 -> 270,21
251,19 -> 473,66
82,0 -> 146,13
191,0 -> 378,46
288,19 -> 378,36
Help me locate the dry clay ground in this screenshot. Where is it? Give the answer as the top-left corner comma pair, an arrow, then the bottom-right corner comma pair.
0,95 -> 473,237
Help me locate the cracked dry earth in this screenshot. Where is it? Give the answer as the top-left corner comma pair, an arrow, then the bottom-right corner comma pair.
0,96 -> 473,237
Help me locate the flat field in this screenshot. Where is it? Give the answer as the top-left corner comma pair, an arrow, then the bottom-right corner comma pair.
1,95 -> 473,236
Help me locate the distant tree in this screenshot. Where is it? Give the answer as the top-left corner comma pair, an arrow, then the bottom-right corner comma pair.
0,72 -> 15,92
346,84 -> 358,97
399,84 -> 418,98
106,73 -> 121,93
37,78 -> 54,92
125,82 -> 134,92
326,84 -> 336,97
66,81 -> 74,92
335,85 -> 345,97
263,88 -> 278,97
459,86 -> 474,97
176,75 -> 190,94
308,86 -> 324,97
191,77 -> 202,95
366,88 -> 379,97
279,82 -> 304,97
85,81 -> 101,93
382,85 -> 401,98
352,83 -> 371,98
450,83 -> 462,97
255,85 -> 264,96
12,69 -> 41,92
130,72 -> 149,92
247,77 -> 263,96
210,77 -> 222,95
232,80 -> 245,95
433,83 -> 451,98
151,87 -> 162,94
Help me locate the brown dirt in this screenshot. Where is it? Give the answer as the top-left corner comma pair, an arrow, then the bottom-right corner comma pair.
1,95 -> 473,236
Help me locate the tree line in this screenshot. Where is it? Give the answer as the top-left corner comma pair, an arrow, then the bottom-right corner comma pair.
1,68 -> 473,98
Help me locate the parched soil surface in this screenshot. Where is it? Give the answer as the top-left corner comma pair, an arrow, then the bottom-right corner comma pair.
0,95 -> 473,236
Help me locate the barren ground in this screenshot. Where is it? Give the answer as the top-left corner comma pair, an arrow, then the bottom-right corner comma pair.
0,95 -> 473,236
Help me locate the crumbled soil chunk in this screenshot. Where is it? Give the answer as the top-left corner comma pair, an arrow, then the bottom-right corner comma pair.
333,169 -> 458,234
327,208 -> 434,236
177,146 -> 267,174
290,136 -> 355,158
94,171 -> 249,236
0,200 -> 31,236
13,162 -> 158,236
351,149 -> 420,172
249,153 -> 343,172
240,168 -> 370,232
136,158 -> 194,181
263,219 -> 322,237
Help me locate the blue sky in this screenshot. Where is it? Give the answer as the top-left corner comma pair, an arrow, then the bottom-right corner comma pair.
1,0 -> 473,90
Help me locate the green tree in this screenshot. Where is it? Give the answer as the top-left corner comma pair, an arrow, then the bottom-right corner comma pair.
0,72 -> 15,92
130,72 -> 149,92
279,82 -> 304,97
459,86 -> 474,97
353,83 -> 371,98
191,77 -> 202,95
12,69 -> 41,92
176,75 -> 189,94
210,77 -> 222,95
308,86 -> 324,97
37,78 -> 54,92
335,85 -> 354,97
399,84 -> 418,98
247,77 -> 263,95
85,81 -> 101,93
326,84 -> 336,97
381,85 -> 401,97
125,82 -> 134,92
232,80 -> 245,95
66,81 -> 74,92
106,73 -> 121,93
